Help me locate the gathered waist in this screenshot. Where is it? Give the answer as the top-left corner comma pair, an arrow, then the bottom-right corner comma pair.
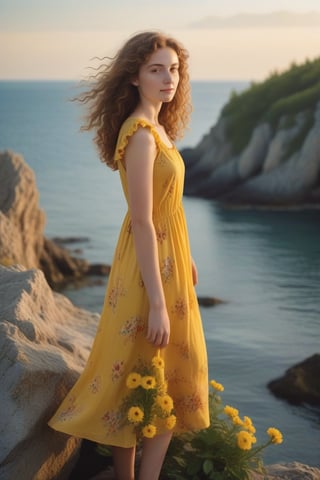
124,203 -> 184,229
152,203 -> 183,221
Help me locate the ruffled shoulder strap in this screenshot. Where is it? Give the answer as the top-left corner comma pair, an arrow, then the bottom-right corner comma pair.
114,117 -> 161,164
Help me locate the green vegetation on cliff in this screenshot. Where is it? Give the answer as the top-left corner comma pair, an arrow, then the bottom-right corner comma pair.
222,57 -> 320,154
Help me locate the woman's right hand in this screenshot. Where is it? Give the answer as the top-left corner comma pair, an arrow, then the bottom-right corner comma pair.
146,306 -> 170,348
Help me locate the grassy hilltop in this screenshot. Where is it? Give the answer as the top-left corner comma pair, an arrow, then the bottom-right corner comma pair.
222,56 -> 320,155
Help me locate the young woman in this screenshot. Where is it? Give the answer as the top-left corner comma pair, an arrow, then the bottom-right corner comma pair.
48,31 -> 209,480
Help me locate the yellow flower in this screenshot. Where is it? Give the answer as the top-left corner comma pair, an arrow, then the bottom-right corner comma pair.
152,356 -> 164,369
232,415 -> 244,427
141,376 -> 156,390
251,435 -> 257,444
243,416 -> 256,433
126,373 -> 142,389
128,406 -> 144,424
210,379 -> 224,392
237,430 -> 254,451
267,427 -> 283,444
165,414 -> 177,430
224,405 -> 239,418
156,395 -> 174,413
142,424 -> 157,438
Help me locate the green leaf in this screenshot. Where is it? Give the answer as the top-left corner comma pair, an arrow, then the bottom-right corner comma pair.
203,459 -> 214,475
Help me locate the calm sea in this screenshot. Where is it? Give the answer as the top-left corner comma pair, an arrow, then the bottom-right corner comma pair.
0,81 -> 319,466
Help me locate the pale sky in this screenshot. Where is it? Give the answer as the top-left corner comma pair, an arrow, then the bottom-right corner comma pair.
1,0 -> 320,80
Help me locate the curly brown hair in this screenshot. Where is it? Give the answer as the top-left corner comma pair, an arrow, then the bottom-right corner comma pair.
76,31 -> 192,170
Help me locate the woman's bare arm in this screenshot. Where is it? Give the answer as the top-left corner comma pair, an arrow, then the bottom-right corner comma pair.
125,127 -> 170,348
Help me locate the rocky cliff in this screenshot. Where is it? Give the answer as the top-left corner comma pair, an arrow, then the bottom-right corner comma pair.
0,150 -> 109,288
0,150 -> 45,268
183,58 -> 320,206
0,264 -> 99,480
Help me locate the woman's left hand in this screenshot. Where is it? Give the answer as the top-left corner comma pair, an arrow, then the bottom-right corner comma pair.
191,257 -> 198,286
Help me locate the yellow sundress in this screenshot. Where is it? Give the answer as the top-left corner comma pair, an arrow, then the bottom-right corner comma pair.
48,117 -> 209,447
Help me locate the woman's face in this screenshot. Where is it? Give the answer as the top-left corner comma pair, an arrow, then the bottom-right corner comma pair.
133,47 -> 180,107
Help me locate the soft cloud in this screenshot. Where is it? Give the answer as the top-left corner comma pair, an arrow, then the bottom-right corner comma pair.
189,11 -> 320,28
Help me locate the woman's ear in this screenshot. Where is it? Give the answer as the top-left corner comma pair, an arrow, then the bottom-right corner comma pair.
131,78 -> 139,87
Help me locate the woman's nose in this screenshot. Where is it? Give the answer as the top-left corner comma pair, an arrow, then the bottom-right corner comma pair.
163,70 -> 172,83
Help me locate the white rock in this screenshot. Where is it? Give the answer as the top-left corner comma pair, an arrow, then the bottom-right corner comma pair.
237,123 -> 271,179
222,116 -> 320,204
252,462 -> 320,479
0,264 -> 99,480
0,150 -> 45,268
263,113 -> 306,173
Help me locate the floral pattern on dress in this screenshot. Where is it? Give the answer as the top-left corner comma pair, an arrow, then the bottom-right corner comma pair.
101,410 -> 123,434
171,341 -> 190,359
111,360 -> 125,382
156,226 -> 167,244
88,375 -> 102,394
108,278 -> 126,312
119,316 -> 145,343
172,297 -> 188,319
56,395 -> 79,422
166,367 -> 187,385
161,256 -> 174,283
178,392 -> 204,413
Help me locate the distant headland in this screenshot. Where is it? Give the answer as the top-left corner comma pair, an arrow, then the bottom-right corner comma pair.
182,56 -> 320,208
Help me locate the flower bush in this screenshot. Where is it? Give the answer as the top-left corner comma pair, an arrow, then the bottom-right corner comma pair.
120,352 -> 176,439
161,379 -> 283,480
